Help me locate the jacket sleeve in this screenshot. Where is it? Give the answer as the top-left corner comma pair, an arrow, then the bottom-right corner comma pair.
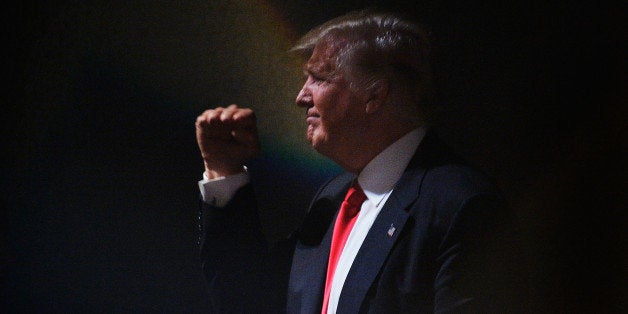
198,184 -> 272,313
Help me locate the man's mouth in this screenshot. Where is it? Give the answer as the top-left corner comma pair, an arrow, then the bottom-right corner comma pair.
307,116 -> 319,125
306,109 -> 320,123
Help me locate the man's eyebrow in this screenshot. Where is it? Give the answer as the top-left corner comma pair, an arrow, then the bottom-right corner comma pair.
303,63 -> 317,74
302,65 -> 312,75
303,62 -> 333,79
302,66 -> 321,79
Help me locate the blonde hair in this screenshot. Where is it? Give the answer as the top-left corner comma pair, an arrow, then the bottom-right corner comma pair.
291,10 -> 434,123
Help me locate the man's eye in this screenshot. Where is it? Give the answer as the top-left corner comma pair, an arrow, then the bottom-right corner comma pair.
311,75 -> 325,84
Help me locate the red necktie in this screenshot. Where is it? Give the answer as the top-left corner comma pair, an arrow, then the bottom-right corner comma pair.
321,182 -> 367,314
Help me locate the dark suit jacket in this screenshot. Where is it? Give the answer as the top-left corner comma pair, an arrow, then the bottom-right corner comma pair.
199,132 -> 528,313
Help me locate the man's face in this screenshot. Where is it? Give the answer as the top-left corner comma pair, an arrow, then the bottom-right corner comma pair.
296,40 -> 367,158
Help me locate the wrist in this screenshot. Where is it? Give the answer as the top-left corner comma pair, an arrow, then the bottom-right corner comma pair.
204,161 -> 247,179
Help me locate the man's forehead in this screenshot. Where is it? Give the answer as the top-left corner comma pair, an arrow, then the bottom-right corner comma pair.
304,38 -> 347,75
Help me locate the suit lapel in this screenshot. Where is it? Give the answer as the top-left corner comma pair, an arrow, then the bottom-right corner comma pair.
335,134 -> 434,313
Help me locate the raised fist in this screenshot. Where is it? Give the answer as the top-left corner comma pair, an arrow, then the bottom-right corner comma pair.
195,105 -> 261,179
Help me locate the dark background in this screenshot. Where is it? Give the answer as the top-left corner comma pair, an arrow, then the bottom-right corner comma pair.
2,0 -> 625,312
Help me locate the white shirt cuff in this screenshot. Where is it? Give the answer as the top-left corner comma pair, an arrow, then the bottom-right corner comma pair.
198,168 -> 249,207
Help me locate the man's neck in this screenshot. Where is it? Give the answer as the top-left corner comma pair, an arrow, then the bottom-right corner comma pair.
337,124 -> 420,174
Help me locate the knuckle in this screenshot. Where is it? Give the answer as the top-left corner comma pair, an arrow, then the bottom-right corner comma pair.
203,109 -> 216,116
208,110 -> 222,120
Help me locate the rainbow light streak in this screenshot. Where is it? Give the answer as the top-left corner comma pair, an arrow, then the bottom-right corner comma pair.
47,0 -> 341,179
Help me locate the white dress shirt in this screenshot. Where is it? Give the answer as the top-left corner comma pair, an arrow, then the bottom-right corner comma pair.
198,127 -> 426,313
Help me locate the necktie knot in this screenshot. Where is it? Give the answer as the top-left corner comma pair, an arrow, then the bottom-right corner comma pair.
343,183 -> 367,217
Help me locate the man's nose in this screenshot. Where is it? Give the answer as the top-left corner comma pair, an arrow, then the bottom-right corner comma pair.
296,81 -> 312,108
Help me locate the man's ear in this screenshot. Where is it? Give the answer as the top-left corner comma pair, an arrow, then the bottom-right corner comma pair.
365,80 -> 389,114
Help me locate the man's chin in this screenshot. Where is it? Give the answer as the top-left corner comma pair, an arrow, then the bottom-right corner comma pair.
306,130 -> 317,147
307,131 -> 329,153
307,135 -> 322,151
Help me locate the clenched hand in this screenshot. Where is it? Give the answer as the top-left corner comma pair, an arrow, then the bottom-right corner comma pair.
195,105 -> 261,179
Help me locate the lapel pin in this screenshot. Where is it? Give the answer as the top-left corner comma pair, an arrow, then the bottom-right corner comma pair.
387,224 -> 396,237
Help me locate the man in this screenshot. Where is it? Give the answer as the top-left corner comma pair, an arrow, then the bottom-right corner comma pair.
196,10 -> 527,313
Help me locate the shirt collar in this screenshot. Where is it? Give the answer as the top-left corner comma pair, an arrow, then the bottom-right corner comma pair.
357,127 -> 426,207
